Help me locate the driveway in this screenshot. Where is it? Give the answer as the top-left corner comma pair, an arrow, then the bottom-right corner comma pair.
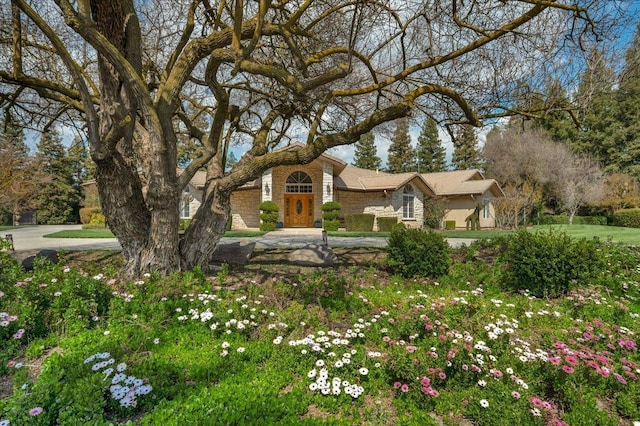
2,225 -> 475,252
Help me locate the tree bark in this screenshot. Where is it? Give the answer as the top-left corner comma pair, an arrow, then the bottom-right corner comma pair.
180,183 -> 231,270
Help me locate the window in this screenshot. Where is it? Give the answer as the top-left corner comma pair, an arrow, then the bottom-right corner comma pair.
402,185 -> 415,219
285,171 -> 313,193
181,200 -> 190,218
482,198 -> 490,219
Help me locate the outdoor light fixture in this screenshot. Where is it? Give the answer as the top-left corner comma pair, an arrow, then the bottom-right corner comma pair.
326,184 -> 332,195
264,183 -> 270,195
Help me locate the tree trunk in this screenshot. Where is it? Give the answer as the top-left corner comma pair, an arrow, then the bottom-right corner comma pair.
180,184 -> 231,270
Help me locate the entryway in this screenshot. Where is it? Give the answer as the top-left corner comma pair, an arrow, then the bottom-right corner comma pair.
283,194 -> 314,227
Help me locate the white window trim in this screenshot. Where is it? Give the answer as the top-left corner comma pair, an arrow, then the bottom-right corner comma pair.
402,185 -> 415,220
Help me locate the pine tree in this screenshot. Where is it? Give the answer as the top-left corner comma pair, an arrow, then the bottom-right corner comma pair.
387,118 -> 414,173
451,125 -> 482,170
226,151 -> 238,171
0,118 -> 36,224
612,24 -> 640,179
534,78 -> 577,143
35,129 -> 80,224
352,132 -> 382,170
415,117 -> 447,173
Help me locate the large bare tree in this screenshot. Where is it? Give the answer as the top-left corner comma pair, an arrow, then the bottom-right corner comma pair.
0,0 -> 623,276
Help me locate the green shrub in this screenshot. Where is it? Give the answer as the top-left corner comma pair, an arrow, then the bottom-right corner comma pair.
322,220 -> 340,231
500,229 -> 602,298
387,225 -> 451,278
259,201 -> 279,231
321,201 -> 341,231
536,215 -> 607,225
376,216 -> 397,232
613,208 -> 640,228
444,220 -> 456,230
345,214 -> 374,231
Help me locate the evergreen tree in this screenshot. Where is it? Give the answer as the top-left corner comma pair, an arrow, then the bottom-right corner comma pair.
225,151 -> 238,171
534,78 -> 577,143
0,118 -> 36,224
612,24 -> 640,179
387,118 -> 414,173
35,129 -> 79,224
352,132 -> 382,170
415,117 -> 447,173
451,125 -> 482,170
572,49 -> 618,169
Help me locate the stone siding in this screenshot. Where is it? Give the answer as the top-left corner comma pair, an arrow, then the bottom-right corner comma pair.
230,189 -> 260,229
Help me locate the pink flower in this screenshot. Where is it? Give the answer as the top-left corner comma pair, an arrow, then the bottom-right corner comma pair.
382,336 -> 390,342
511,391 -> 521,399
462,364 -> 469,371
562,365 -> 575,374
393,381 -> 402,389
614,374 -> 627,385
565,355 -> 578,366
29,407 -> 43,416
421,377 -> 431,387
406,346 -> 416,353
529,396 -> 543,407
400,384 -> 409,393
549,357 -> 561,365
438,372 -> 447,380
554,341 -> 567,349
551,420 -> 568,426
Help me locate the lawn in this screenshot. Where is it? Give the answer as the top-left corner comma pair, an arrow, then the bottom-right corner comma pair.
331,225 -> 640,245
43,229 -> 268,238
1,232 -> 640,425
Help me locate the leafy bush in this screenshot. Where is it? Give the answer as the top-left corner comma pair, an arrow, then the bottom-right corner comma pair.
423,197 -> 448,229
500,229 -> 602,298
259,201 -> 279,231
536,215 -> 607,225
444,220 -> 456,230
612,208 -> 640,228
345,214 -> 374,231
387,225 -> 451,278
79,207 -> 104,225
321,201 -> 341,231
377,216 -> 397,232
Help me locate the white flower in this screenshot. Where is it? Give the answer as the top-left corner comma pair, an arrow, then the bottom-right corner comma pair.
237,347 -> 245,353
478,380 -> 487,387
308,369 -> 317,378
479,399 -> 489,408
221,341 -> 230,349
359,368 -> 369,375
316,360 -> 325,367
116,363 -> 127,372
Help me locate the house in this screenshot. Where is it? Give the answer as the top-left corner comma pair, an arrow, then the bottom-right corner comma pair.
180,143 -> 504,230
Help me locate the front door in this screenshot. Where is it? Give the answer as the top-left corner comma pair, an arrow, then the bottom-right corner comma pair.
284,194 -> 314,227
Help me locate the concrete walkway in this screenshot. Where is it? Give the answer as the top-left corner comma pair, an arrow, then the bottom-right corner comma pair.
1,225 -> 475,252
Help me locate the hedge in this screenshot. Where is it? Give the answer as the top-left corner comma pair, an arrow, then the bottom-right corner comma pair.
259,201 -> 279,231
322,202 -> 341,231
376,216 -> 397,232
612,208 -> 640,228
444,220 -> 456,230
536,215 -> 607,225
345,214 -> 375,232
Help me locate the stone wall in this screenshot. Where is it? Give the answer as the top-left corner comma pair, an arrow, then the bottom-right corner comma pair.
230,189 -> 260,229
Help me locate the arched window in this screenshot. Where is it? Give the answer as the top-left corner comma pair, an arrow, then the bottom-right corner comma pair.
286,171 -> 313,193
402,184 -> 415,219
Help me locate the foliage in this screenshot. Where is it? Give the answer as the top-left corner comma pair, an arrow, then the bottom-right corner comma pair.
445,220 -> 456,230
423,197 -> 449,229
499,229 -> 602,298
322,202 -> 341,231
376,217 -> 397,232
2,236 -> 640,424
352,132 -> 382,170
415,117 -> 447,173
612,208 -> 640,228
387,118 -> 415,173
599,173 -> 640,212
34,129 -> 81,224
344,214 -> 375,232
259,201 -> 279,232
387,225 -> 451,278
536,215 -> 607,225
451,124 -> 482,170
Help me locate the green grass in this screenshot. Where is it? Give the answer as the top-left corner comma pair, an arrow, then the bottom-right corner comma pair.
43,229 -> 267,238
44,229 -> 116,238
330,224 -> 640,245
0,226 -> 21,232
